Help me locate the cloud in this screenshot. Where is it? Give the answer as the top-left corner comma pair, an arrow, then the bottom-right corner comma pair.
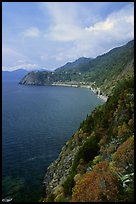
2,46 -> 40,71
2,46 -> 27,68
43,3 -> 134,62
2,63 -> 39,71
43,3 -> 133,45
21,63 -> 39,69
2,2 -> 134,71
47,24 -> 83,42
85,4 -> 134,42
43,2 -> 83,42
23,27 -> 40,37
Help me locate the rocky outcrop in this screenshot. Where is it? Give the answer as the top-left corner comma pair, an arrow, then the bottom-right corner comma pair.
43,136 -> 80,197
42,128 -> 89,202
19,71 -> 53,85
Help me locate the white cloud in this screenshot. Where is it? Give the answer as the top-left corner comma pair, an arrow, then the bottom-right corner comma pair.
22,63 -> 39,69
2,63 -> 39,71
2,3 -> 134,71
23,27 -> 40,37
47,24 -> 83,42
43,3 -> 133,45
85,4 -> 134,42
43,2 -> 83,42
44,3 -> 134,62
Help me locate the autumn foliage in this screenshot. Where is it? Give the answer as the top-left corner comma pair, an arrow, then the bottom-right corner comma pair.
72,162 -> 120,202
43,77 -> 134,202
112,136 -> 134,172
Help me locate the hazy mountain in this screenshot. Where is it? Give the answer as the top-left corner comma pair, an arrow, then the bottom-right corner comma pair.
2,68 -> 28,81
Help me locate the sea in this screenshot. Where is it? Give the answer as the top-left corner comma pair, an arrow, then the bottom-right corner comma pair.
2,80 -> 103,202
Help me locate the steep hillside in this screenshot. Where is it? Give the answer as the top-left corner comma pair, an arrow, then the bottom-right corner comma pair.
20,40 -> 134,96
41,75 -> 134,202
81,40 -> 134,94
18,40 -> 134,202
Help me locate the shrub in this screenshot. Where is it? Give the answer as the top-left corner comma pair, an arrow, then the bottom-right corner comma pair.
112,136 -> 134,173
46,193 -> 55,202
72,161 -> 120,202
62,170 -> 76,196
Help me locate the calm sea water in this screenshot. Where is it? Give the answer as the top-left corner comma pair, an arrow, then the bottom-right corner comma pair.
2,81 -> 103,202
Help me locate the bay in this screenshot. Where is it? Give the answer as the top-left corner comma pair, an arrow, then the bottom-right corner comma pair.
2,81 -> 103,202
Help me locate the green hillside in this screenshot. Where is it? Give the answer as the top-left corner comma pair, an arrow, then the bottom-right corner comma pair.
19,40 -> 134,96
20,41 -> 134,202
19,40 -> 134,202
41,75 -> 134,202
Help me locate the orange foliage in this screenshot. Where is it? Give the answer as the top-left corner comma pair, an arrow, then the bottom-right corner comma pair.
112,136 -> 134,172
72,161 -> 119,202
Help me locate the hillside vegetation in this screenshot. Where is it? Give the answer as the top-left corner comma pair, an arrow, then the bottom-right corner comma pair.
19,39 -> 134,202
20,40 -> 134,96
41,74 -> 134,202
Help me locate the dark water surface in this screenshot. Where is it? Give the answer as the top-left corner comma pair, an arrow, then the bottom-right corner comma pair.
2,81 -> 103,202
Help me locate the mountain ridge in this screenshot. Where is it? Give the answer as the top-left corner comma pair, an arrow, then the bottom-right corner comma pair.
19,40 -> 134,96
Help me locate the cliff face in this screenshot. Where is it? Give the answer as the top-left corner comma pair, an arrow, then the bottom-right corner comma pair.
42,128 -> 97,202
41,75 -> 134,202
43,139 -> 80,196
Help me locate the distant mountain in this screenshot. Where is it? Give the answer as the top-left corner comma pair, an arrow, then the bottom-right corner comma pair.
2,69 -> 28,81
19,40 -> 134,95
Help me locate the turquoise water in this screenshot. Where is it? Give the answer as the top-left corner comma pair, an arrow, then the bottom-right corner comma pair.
2,81 -> 103,202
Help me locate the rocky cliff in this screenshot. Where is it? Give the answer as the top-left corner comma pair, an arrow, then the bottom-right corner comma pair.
43,139 -> 79,197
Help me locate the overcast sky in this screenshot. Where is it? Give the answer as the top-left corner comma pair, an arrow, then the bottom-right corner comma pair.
2,2 -> 134,71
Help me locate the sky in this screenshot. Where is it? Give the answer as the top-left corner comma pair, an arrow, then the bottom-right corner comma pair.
2,2 -> 134,71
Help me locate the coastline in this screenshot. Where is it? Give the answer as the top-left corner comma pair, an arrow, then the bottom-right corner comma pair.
52,82 -> 108,102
